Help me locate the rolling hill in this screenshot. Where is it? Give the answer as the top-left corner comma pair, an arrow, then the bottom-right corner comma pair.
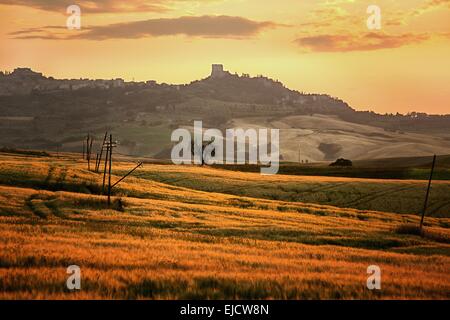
231,114 -> 450,162
0,66 -> 449,161
0,151 -> 449,299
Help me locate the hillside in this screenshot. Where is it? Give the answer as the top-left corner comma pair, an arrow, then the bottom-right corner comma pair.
0,66 -> 449,161
231,114 -> 450,162
0,152 -> 449,299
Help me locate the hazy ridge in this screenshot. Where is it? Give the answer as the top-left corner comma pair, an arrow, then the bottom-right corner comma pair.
0,66 -> 449,161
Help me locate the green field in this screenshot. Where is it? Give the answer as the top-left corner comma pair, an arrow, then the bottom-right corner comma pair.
127,164 -> 450,218
213,154 -> 450,180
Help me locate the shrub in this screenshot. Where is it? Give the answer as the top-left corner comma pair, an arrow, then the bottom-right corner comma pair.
330,158 -> 353,167
395,223 -> 422,236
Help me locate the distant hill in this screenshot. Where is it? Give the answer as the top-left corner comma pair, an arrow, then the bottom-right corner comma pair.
0,65 -> 449,160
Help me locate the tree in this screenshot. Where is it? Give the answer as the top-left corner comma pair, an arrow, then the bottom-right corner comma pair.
330,158 -> 353,167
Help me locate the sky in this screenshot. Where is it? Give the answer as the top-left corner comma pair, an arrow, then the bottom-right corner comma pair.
0,0 -> 449,115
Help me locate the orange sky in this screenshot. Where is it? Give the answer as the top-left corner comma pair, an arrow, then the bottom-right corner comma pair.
0,0 -> 449,114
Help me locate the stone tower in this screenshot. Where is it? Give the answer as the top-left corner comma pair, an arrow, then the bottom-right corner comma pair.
211,64 -> 225,78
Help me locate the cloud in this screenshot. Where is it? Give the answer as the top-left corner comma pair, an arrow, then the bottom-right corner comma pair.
410,0 -> 450,18
0,0 -> 173,13
298,5 -> 360,32
9,25 -> 66,36
421,0 -> 450,10
386,0 -> 450,25
294,0 -> 448,53
10,15 -> 283,40
309,0 -> 450,32
294,32 -> 430,52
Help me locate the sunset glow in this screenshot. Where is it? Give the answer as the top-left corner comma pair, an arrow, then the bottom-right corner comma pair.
0,0 -> 449,114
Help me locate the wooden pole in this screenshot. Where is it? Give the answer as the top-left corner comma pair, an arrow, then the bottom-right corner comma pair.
108,134 -> 112,207
89,137 -> 93,156
82,141 -> 85,159
96,151 -> 100,172
94,153 -> 99,171
102,144 -> 109,193
95,146 -> 101,172
86,134 -> 90,168
96,132 -> 108,172
86,135 -> 90,161
420,155 -> 436,231
88,135 -> 94,171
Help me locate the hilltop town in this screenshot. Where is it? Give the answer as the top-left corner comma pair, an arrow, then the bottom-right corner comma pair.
0,64 -> 287,97
0,64 -> 449,160
0,67 -> 156,96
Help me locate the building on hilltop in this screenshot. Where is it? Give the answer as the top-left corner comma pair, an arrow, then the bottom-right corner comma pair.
11,67 -> 43,78
210,64 -> 229,79
112,78 -> 125,88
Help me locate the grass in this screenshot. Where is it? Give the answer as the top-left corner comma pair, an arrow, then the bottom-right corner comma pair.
212,162 -> 450,180
0,147 -> 50,157
0,152 -> 449,299
395,224 -> 450,244
126,165 -> 450,217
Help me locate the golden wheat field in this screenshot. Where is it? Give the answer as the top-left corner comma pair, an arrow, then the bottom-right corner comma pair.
0,152 -> 449,299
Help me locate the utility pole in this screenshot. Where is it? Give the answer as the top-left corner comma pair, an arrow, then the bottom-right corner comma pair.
86,134 -> 91,169
96,132 -> 108,172
98,134 -> 117,205
102,143 -> 109,193
86,134 -> 90,161
94,153 -> 99,171
88,135 -> 94,171
108,134 -> 112,207
420,155 -> 436,232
